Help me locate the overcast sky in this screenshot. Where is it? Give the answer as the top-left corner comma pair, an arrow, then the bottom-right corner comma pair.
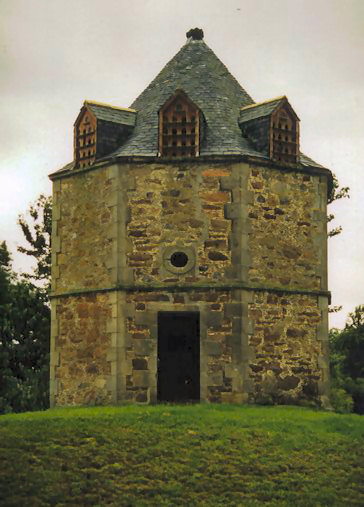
1,0 -> 363,328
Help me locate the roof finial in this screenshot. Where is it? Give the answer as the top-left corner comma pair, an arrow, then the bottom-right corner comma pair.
186,28 -> 204,40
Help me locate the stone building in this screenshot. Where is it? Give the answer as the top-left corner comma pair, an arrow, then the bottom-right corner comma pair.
49,29 -> 332,407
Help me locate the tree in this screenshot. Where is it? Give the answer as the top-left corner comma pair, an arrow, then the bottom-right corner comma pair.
0,241 -> 50,414
17,194 -> 52,290
329,306 -> 364,414
0,195 -> 52,413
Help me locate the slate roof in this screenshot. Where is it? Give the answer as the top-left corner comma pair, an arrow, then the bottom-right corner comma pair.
239,97 -> 285,124
52,33 -> 328,176
239,96 -> 300,124
85,101 -> 136,127
299,153 -> 325,169
114,38 -> 264,158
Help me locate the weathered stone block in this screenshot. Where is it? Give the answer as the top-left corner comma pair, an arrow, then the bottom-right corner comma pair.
208,251 -> 228,261
225,304 -> 242,319
205,341 -> 223,356
205,311 -> 223,328
221,392 -> 233,402
277,375 -> 300,391
134,311 -> 156,326
201,191 -> 230,203
232,319 -> 242,334
208,372 -> 223,386
53,236 -> 61,253
133,339 -> 154,356
224,202 -> 240,219
286,327 -> 306,338
133,371 -> 155,388
106,318 -> 118,333
133,358 -> 148,370
224,364 -> 236,378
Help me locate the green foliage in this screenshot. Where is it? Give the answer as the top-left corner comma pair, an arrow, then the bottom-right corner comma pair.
0,241 -> 50,414
327,173 -> 350,238
0,241 -> 12,273
0,405 -> 363,506
329,305 -> 364,414
0,241 -> 12,306
330,387 -> 354,414
17,193 -> 52,290
328,174 -> 350,205
328,304 -> 342,314
0,194 -> 52,413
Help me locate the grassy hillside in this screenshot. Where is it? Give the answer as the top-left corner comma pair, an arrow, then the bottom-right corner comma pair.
0,404 -> 363,506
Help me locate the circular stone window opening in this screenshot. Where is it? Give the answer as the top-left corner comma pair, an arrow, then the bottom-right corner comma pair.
170,251 -> 188,268
162,246 -> 195,275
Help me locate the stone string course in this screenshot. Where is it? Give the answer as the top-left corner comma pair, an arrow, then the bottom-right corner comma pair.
50,160 -> 330,408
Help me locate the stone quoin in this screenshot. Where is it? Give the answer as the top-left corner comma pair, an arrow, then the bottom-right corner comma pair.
49,28 -> 332,407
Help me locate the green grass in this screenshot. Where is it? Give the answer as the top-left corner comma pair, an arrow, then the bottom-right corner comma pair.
0,404 -> 363,506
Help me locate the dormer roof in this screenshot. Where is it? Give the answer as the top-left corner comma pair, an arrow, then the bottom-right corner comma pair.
239,96 -> 299,124
75,101 -> 136,127
73,100 -> 136,168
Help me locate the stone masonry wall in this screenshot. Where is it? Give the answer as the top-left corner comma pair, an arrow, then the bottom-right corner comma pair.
52,161 -> 327,293
124,161 -> 327,292
126,164 -> 232,284
247,292 -> 325,405
247,167 -> 327,290
50,159 -> 329,407
52,167 -> 116,294
50,292 -> 113,406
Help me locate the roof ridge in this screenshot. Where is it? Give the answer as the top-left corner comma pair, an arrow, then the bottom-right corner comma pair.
85,100 -> 136,113
240,96 -> 286,111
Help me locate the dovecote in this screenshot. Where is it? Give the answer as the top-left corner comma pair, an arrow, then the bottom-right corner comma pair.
50,29 -> 333,410
159,90 -> 201,158
239,96 -> 300,164
74,101 -> 136,168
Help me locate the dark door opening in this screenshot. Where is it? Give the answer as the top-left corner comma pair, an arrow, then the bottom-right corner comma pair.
157,311 -> 200,402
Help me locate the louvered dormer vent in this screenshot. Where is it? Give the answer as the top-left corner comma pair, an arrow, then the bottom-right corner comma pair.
239,96 -> 300,164
159,90 -> 201,158
74,101 -> 136,168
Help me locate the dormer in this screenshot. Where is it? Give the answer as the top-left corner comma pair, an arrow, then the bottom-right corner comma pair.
74,101 -> 136,168
239,96 -> 300,164
159,90 -> 202,158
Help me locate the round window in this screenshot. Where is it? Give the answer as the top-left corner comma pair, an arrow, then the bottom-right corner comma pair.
170,251 -> 188,268
162,246 -> 195,275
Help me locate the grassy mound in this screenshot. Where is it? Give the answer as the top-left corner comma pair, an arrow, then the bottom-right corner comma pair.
0,404 -> 363,506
